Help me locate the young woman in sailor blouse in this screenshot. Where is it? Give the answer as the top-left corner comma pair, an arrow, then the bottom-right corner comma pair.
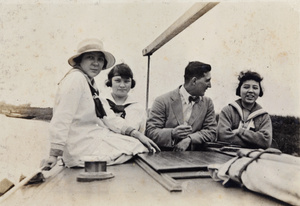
105,63 -> 147,133
217,70 -> 272,149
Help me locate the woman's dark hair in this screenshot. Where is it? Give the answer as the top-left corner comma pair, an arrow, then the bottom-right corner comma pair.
73,52 -> 108,69
105,63 -> 136,88
236,70 -> 264,97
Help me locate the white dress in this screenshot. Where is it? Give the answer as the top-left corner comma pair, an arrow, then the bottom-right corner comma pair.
49,69 -> 148,167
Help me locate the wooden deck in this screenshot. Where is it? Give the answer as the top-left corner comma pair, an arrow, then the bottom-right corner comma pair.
2,158 -> 288,206
0,115 -> 291,206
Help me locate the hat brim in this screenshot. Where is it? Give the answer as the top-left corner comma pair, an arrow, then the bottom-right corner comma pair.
68,49 -> 115,69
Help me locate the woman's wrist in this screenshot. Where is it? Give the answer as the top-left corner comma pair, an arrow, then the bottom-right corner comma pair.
125,127 -> 136,136
50,148 -> 63,157
130,129 -> 139,139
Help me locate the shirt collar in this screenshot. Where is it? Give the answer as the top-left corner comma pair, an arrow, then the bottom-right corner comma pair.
179,85 -> 202,104
109,93 -> 137,105
180,85 -> 192,104
75,68 -> 99,92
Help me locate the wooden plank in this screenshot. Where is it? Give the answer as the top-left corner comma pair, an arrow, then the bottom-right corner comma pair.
137,151 -> 233,172
142,2 -> 219,56
164,171 -> 211,179
135,158 -> 182,192
205,147 -> 237,157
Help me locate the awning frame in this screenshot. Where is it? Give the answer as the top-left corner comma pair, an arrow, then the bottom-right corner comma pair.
143,2 -> 219,109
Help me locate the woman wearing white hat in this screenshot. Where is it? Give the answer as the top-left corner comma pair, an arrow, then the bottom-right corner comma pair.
45,38 -> 160,168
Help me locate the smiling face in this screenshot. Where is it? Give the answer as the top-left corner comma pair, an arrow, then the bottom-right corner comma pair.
111,76 -> 132,98
79,52 -> 105,79
240,80 -> 260,106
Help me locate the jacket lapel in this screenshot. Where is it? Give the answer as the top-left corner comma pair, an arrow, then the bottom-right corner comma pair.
171,89 -> 184,125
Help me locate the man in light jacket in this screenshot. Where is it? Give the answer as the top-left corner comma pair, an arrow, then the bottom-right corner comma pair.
146,61 -> 217,151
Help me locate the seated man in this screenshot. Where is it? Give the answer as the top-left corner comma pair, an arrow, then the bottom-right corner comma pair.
146,61 -> 217,151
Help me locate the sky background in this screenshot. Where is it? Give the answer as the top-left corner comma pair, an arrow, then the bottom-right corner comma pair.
0,0 -> 299,117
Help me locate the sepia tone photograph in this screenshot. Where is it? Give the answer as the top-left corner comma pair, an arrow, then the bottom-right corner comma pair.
0,0 -> 299,205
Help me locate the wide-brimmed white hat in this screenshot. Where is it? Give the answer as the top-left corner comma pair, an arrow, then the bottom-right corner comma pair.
68,38 -> 116,69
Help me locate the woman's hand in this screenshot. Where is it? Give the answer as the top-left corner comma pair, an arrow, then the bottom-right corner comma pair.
232,128 -> 239,136
233,128 -> 244,136
132,131 -> 161,153
42,156 -> 58,170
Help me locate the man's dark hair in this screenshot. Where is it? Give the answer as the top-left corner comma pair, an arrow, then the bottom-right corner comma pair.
184,61 -> 211,82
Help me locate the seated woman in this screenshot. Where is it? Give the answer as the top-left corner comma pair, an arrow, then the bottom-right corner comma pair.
45,38 -> 160,169
105,63 -> 147,133
217,70 -> 272,149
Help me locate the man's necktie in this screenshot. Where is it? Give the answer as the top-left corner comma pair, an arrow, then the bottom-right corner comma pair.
188,96 -> 200,103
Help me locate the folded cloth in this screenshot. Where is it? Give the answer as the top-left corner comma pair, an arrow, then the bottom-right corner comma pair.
208,148 -> 300,206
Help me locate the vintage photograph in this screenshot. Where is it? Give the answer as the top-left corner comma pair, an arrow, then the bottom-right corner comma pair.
0,0 -> 299,205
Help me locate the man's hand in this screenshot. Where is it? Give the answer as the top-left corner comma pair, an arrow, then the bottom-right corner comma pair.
171,125 -> 192,142
173,137 -> 192,152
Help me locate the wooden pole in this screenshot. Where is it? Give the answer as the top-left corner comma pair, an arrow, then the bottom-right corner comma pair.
142,2 -> 219,56
0,168 -> 43,204
0,160 -> 64,204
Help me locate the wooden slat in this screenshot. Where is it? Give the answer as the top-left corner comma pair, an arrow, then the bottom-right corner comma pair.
205,147 -> 237,157
137,151 -> 233,172
164,171 -> 211,179
135,158 -> 182,192
142,2 -> 219,56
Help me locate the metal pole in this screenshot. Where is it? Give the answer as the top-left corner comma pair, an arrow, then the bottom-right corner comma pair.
146,55 -> 151,110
